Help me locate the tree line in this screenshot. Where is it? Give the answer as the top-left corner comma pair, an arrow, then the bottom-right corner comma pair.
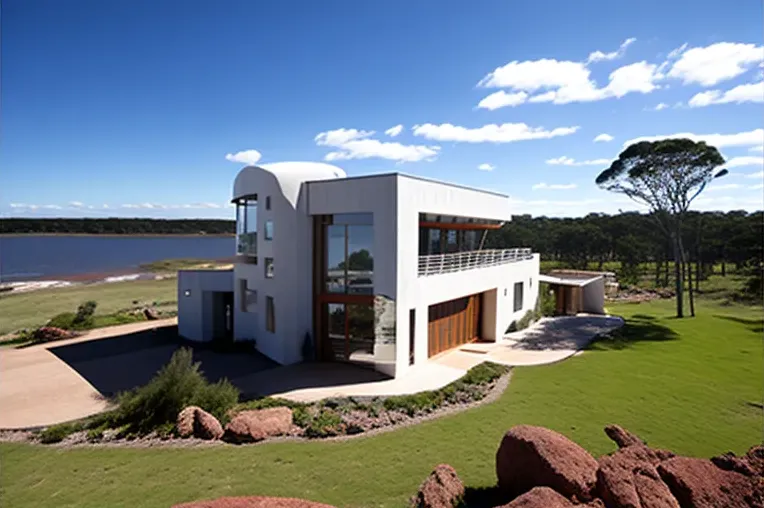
0,218 -> 236,235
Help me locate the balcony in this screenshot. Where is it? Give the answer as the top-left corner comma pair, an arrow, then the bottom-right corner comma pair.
236,232 -> 258,257
418,248 -> 533,277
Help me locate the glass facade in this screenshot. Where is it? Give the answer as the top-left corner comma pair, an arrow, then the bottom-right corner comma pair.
324,213 -> 374,295
418,213 -> 492,256
235,196 -> 258,257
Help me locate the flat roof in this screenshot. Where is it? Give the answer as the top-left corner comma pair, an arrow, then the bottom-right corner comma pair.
305,172 -> 508,198
538,273 -> 603,287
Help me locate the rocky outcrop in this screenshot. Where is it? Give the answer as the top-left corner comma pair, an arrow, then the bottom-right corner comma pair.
658,456 -> 763,508
604,425 -> 645,449
177,406 -> 224,440
224,408 -> 293,443
495,425 -> 599,501
499,486 -> 574,507
412,464 -> 464,508
172,496 -> 336,507
143,307 -> 160,320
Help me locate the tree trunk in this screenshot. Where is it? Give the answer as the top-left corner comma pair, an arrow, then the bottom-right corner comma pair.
655,259 -> 662,287
664,256 -> 670,287
695,260 -> 701,290
721,261 -> 726,277
678,234 -> 694,318
672,233 -> 684,318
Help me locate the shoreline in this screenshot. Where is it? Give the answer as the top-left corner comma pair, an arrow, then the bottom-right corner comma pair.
0,233 -> 234,238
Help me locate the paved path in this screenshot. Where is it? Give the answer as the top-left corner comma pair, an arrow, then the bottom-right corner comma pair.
0,319 -> 177,429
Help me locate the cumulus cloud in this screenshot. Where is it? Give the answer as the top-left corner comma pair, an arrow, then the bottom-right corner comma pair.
723,156 -> 764,169
750,183 -> 764,190
477,91 -> 529,110
532,182 -> 578,190
624,128 -> 764,149
586,37 -> 636,63
744,170 -> 764,179
653,102 -> 669,111
225,149 -> 262,165
315,128 -> 439,163
384,124 -> 404,137
593,133 -> 614,143
688,81 -> 764,107
9,203 -> 62,211
546,156 -> 611,166
477,163 -> 495,171
666,42 -> 764,86
68,201 -> 85,208
705,183 -> 742,192
411,122 -> 578,143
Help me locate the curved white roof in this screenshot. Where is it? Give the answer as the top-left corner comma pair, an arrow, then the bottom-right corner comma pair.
233,161 -> 346,208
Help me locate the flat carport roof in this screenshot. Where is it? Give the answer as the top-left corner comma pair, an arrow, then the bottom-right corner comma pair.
538,273 -> 603,287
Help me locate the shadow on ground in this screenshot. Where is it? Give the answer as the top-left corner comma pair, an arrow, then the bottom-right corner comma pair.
461,486 -> 512,508
713,314 -> 764,334
510,316 -> 624,351
587,314 -> 679,351
48,326 -> 277,398
47,326 -> 388,400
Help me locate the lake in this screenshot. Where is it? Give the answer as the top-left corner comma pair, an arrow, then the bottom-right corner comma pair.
0,236 -> 236,281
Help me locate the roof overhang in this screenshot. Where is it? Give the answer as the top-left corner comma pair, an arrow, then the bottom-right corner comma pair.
538,274 -> 603,287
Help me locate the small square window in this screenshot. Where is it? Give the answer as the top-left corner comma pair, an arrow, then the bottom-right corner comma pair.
265,196 -> 271,210
265,257 -> 274,278
264,220 -> 273,240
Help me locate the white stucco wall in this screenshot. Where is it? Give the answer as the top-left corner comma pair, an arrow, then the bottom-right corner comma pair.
582,277 -> 605,314
177,270 -> 234,342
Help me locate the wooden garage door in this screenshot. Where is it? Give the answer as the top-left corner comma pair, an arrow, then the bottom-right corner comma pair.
427,293 -> 481,357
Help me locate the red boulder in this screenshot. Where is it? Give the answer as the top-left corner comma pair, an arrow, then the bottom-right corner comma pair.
177,406 -> 224,440
172,496 -> 335,508
413,464 -> 464,508
496,425 -> 599,501
224,408 -> 293,443
499,486 -> 573,507
604,425 -> 645,449
597,445 -> 679,508
658,456 -> 764,508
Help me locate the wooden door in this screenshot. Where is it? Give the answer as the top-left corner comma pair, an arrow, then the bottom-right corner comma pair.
427,293 -> 481,357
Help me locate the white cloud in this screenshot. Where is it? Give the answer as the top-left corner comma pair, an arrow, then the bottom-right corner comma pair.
593,133 -> 614,143
653,102 -> 669,111
532,182 -> 578,190
586,37 -> 636,63
477,163 -> 495,171
750,183 -> 764,190
315,128 -> 440,163
546,156 -> 611,166
667,43 -> 689,60
705,183 -> 742,192
624,128 -> 764,149
723,156 -> 764,169
688,81 -> 764,107
411,122 -> 579,143
477,91 -> 528,110
68,201 -> 84,208
667,42 -> 764,86
750,145 -> 764,153
384,124 -> 404,137
225,149 -> 262,165
744,170 -> 764,179
9,203 -> 63,211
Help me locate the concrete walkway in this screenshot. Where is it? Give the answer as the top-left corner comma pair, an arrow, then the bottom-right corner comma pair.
0,319 -> 177,429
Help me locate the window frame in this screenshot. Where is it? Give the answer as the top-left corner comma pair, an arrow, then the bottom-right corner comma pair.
264,257 -> 274,279
266,296 -> 275,333
513,282 -> 524,313
264,220 -> 274,241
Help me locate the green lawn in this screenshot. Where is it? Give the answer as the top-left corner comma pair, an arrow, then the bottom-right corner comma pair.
0,279 -> 177,335
0,297 -> 761,508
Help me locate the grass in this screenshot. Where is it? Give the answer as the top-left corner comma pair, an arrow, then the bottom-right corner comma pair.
0,279 -> 177,336
0,297 -> 761,507
139,258 -> 231,272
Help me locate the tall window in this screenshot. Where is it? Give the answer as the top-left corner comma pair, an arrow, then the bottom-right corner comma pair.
266,296 -> 275,332
264,220 -> 274,241
235,195 -> 257,257
264,257 -> 274,278
325,213 -> 374,295
265,196 -> 271,210
513,282 -> 524,312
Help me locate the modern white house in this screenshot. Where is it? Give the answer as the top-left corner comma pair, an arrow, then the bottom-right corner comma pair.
177,162 -> 541,378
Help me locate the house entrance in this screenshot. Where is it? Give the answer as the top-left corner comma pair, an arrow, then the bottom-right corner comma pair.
427,293 -> 481,357
210,291 -> 234,343
321,302 -> 375,366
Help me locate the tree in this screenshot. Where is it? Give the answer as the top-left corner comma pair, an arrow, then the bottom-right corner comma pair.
595,138 -> 726,317
338,249 -> 374,271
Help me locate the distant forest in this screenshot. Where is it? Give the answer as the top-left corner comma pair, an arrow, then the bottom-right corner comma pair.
0,218 -> 236,235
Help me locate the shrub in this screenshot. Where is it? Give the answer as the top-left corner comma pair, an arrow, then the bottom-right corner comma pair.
538,282 -> 556,317
305,409 -> 343,438
506,310 -> 535,333
86,428 -> 104,441
292,406 -> 312,428
73,300 -> 98,326
46,313 -> 76,329
459,362 -> 508,386
39,422 -> 82,444
114,347 -> 240,435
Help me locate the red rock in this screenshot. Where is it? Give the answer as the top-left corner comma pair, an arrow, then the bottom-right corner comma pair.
745,445 -> 764,477
499,486 -> 573,507
711,452 -> 757,477
224,407 -> 293,443
604,425 -> 645,449
658,456 -> 764,508
413,464 -> 464,508
177,406 -> 224,440
172,496 -> 335,507
495,425 -> 598,501
597,445 -> 679,508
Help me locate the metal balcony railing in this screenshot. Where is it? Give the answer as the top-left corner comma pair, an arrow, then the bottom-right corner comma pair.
418,248 -> 533,277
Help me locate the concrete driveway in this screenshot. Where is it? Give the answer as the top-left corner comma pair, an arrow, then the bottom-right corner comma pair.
0,319 -> 276,429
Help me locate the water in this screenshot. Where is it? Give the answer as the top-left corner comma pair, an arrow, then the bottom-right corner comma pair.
0,236 -> 236,281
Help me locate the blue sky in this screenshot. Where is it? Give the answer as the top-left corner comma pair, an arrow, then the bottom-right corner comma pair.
2,0 -> 763,219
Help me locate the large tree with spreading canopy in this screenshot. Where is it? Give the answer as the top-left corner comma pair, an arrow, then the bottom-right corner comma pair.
595,138 -> 727,317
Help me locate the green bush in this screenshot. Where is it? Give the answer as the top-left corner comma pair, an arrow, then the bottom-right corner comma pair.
46,312 -> 76,329
86,428 -> 104,441
305,409 -> 343,438
39,422 -> 82,444
538,282 -> 556,317
459,362 -> 508,385
114,348 -> 240,435
506,310 -> 535,333
74,300 -> 98,326
292,406 -> 312,428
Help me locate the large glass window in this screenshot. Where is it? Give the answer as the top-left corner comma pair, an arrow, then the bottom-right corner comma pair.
324,213 -> 373,294
264,220 -> 273,241
322,302 -> 374,366
513,282 -> 524,312
235,196 -> 257,257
